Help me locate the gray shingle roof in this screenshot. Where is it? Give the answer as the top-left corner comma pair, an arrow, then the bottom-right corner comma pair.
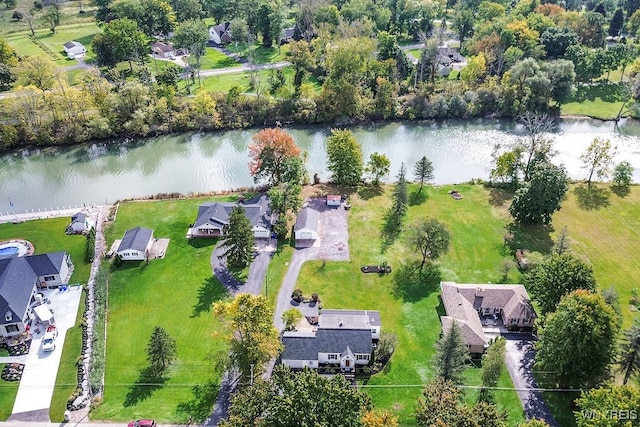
194,195 -> 271,230
26,252 -> 66,276
71,212 -> 86,224
281,328 -> 373,361
0,257 -> 37,326
118,227 -> 153,252
294,207 -> 319,232
319,309 -> 381,329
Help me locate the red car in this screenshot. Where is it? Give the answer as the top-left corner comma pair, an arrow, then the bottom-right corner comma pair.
127,420 -> 156,427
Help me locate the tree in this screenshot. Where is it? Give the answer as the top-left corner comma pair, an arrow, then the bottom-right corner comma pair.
173,19 -> 208,84
168,0 -> 203,21
490,148 -> 521,188
220,206 -> 255,269
413,156 -> 434,193
326,128 -> 363,186
366,152 -> 390,186
618,320 -> 640,385
407,218 -> 451,271
285,40 -> 314,96
540,27 -> 577,59
480,338 -> 505,401
18,8 -> 37,37
145,325 -> 177,376
434,320 -> 469,384
416,377 -> 463,426
0,37 -> 17,91
222,365 -> 372,426
609,8 -> 624,36
96,18 -> 148,71
267,181 -> 302,217
518,112 -> 556,181
576,385 -> 640,426
612,161 -> 633,192
362,409 -> 399,427
41,5 -> 59,34
14,56 -> 59,90
281,308 -> 303,331
248,128 -> 302,185
544,59 -> 576,105
155,63 -> 182,89
523,253 -> 596,315
535,290 -> 619,388
213,293 -> 281,384
509,160 -> 568,225
384,163 -> 409,235
551,225 -> 570,255
581,137 -> 616,186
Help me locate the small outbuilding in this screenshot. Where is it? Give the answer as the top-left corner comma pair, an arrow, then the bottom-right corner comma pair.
68,212 -> 94,234
326,195 -> 341,206
63,41 -> 86,59
151,41 -> 175,58
294,207 -> 319,242
116,227 -> 154,261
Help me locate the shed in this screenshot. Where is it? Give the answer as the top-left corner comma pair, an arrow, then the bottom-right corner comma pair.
116,227 -> 154,261
63,41 -> 86,59
326,195 -> 341,206
34,304 -> 55,326
294,207 -> 319,241
152,41 -> 174,58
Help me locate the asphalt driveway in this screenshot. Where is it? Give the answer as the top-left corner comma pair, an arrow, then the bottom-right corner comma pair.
503,334 -> 559,427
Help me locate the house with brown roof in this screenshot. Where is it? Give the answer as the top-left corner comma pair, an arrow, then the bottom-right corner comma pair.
440,282 -> 536,353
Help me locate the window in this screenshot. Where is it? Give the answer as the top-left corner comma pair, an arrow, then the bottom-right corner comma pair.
511,318 -> 518,324
328,354 -> 338,360
44,276 -> 56,281
5,324 -> 19,333
484,308 -> 490,314
356,354 -> 369,360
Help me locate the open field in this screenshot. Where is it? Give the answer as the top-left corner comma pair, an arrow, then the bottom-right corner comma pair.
91,197 -> 237,423
0,217 -> 92,420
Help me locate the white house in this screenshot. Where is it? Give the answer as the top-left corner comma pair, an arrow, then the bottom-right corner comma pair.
209,22 -> 231,44
63,41 -> 86,59
188,195 -> 272,239
294,207 -> 319,242
1,253 -> 73,338
68,212 -> 94,234
116,227 -> 154,261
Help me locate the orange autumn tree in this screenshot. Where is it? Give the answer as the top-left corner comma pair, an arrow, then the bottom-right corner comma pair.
248,128 -> 301,185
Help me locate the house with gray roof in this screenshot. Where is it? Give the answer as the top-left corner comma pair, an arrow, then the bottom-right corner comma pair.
440,282 -> 536,353
280,308 -> 380,372
188,195 -> 272,239
68,212 -> 94,234
117,227 -> 154,261
0,253 -> 73,338
294,207 -> 319,243
63,41 -> 86,59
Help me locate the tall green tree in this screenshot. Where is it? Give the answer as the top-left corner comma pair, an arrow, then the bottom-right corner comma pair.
551,225 -> 570,255
213,293 -> 281,384
509,160 -> 568,225
612,161 -> 633,192
609,8 -> 624,36
536,290 -> 619,388
407,217 -> 451,271
145,325 -> 177,376
413,156 -> 434,193
581,137 -> 616,186
285,40 -> 315,96
326,128 -> 363,186
366,152 -> 390,186
94,18 -> 148,70
618,320 -> 640,385
434,320 -> 469,384
173,19 -> 208,83
416,377 -> 463,426
386,162 -> 409,233
222,365 -> 372,427
576,385 -> 640,426
523,253 -> 596,315
480,338 -> 506,401
220,206 -> 255,269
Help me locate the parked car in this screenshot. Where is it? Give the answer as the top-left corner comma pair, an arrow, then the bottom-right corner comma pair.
127,420 -> 156,427
41,325 -> 57,352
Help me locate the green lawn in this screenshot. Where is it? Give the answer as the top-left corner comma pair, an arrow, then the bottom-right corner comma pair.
0,217 -> 92,420
293,184 -> 524,425
200,48 -> 241,70
561,82 -> 625,120
91,197 -> 236,423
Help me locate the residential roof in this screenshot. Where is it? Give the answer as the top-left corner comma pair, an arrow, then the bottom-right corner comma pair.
443,282 -> 536,321
319,309 -> 381,329
71,212 -> 86,224
26,252 -> 67,276
118,227 -> 153,252
440,283 -> 486,347
281,328 -> 373,361
294,207 -> 319,232
194,195 -> 271,230
152,41 -> 174,53
211,22 -> 232,43
0,257 -> 38,326
63,41 -> 83,50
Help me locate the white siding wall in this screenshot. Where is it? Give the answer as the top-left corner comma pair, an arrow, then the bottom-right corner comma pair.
295,229 -> 317,240
282,359 -> 318,369
253,227 -> 270,238
118,249 -> 146,261
371,326 -> 380,340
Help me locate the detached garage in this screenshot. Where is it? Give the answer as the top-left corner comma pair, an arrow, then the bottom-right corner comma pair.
294,207 -> 319,243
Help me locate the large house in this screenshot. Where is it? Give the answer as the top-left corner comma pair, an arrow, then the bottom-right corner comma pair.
116,227 -> 154,261
188,195 -> 272,239
280,309 -> 380,372
440,282 -> 536,353
209,22 -> 232,44
63,41 -> 86,59
0,253 -> 73,338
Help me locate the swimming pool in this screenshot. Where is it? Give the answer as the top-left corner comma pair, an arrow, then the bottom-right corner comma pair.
0,245 -> 19,260
0,240 -> 32,260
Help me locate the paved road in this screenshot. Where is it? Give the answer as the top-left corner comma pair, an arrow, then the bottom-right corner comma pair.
503,334 -> 559,427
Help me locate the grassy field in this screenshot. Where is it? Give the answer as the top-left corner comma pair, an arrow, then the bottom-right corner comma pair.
561,83 -> 625,120
91,197 -> 237,423
293,183 -> 524,425
0,217 -> 92,421
199,48 -> 242,70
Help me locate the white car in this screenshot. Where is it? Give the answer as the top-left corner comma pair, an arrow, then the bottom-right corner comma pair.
41,326 -> 57,352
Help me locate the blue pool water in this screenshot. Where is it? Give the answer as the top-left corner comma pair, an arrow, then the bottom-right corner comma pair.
0,246 -> 19,260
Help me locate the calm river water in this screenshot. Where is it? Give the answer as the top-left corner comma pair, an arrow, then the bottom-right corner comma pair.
1,118 -> 639,212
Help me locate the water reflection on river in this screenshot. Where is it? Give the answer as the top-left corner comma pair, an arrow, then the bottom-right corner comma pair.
0,118 -> 639,211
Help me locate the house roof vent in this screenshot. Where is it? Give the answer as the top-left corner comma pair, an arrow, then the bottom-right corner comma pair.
5,312 -> 12,321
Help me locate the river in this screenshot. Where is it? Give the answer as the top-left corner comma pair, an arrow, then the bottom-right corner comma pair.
1,118 -> 639,212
